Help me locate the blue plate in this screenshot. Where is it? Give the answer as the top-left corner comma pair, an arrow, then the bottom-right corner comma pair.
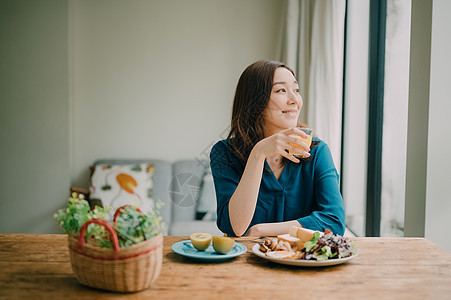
172,240 -> 247,262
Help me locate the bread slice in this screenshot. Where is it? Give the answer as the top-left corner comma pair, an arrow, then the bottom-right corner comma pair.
289,226 -> 300,238
289,226 -> 322,245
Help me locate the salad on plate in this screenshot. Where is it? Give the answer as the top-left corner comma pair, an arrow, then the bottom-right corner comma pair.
257,227 -> 357,262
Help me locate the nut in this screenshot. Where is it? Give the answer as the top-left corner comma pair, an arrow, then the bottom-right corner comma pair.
259,243 -> 269,253
270,238 -> 278,251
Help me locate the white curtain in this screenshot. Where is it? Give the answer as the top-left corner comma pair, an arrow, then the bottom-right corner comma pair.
277,0 -> 346,172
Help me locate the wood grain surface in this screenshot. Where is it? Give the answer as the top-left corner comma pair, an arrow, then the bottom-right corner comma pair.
1,234 -> 450,299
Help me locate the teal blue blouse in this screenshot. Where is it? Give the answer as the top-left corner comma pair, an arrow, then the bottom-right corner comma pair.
210,138 -> 346,237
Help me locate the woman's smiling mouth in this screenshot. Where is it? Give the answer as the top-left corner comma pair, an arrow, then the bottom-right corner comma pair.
282,109 -> 298,117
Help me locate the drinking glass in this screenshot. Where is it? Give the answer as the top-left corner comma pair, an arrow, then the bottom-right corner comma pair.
288,128 -> 313,157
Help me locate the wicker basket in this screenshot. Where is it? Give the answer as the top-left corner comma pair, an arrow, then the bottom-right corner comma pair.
68,218 -> 163,293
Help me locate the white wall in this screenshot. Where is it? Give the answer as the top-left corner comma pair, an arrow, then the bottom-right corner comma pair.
425,0 -> 451,252
0,0 -> 69,233
405,0 -> 451,252
404,0 -> 431,238
0,0 -> 282,233
70,0 -> 282,188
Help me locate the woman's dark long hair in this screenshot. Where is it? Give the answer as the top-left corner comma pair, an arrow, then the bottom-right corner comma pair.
227,60 -> 315,166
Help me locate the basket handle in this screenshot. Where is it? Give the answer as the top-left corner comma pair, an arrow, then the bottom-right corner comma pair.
78,219 -> 120,251
113,205 -> 143,223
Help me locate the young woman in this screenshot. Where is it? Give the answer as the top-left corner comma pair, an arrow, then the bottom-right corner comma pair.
210,60 -> 345,237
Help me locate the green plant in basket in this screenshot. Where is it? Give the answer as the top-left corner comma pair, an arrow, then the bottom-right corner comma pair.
54,193 -> 164,249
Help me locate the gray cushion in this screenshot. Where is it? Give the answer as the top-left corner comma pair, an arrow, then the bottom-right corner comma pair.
196,168 -> 217,221
170,160 -> 205,222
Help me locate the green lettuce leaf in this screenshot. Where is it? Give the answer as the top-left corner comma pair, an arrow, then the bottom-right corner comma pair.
304,231 -> 320,252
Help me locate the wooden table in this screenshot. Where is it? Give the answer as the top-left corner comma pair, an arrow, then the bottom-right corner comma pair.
1,234 -> 450,299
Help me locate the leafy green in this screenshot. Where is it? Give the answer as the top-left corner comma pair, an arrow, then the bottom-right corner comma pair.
114,202 -> 164,247
304,231 -> 320,252
301,230 -> 356,261
313,245 -> 338,261
54,194 -> 108,236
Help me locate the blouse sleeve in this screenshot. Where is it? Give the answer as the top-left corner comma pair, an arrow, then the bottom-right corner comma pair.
297,142 -> 346,235
209,141 -> 240,236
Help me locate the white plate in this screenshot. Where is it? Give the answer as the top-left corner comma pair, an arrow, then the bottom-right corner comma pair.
251,244 -> 358,267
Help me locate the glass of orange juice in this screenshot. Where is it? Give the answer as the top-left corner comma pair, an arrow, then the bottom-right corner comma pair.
288,128 -> 313,157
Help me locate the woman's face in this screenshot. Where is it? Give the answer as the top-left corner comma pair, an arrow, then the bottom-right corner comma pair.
262,67 -> 303,137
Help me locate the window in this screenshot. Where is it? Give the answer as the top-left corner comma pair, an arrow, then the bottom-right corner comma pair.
342,0 -> 411,237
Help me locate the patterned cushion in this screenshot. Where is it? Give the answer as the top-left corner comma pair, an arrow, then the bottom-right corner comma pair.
89,163 -> 154,218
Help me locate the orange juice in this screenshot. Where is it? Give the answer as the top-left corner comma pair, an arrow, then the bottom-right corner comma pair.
288,131 -> 312,157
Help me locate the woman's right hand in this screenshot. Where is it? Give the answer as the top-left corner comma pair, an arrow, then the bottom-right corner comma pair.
251,128 -> 310,163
